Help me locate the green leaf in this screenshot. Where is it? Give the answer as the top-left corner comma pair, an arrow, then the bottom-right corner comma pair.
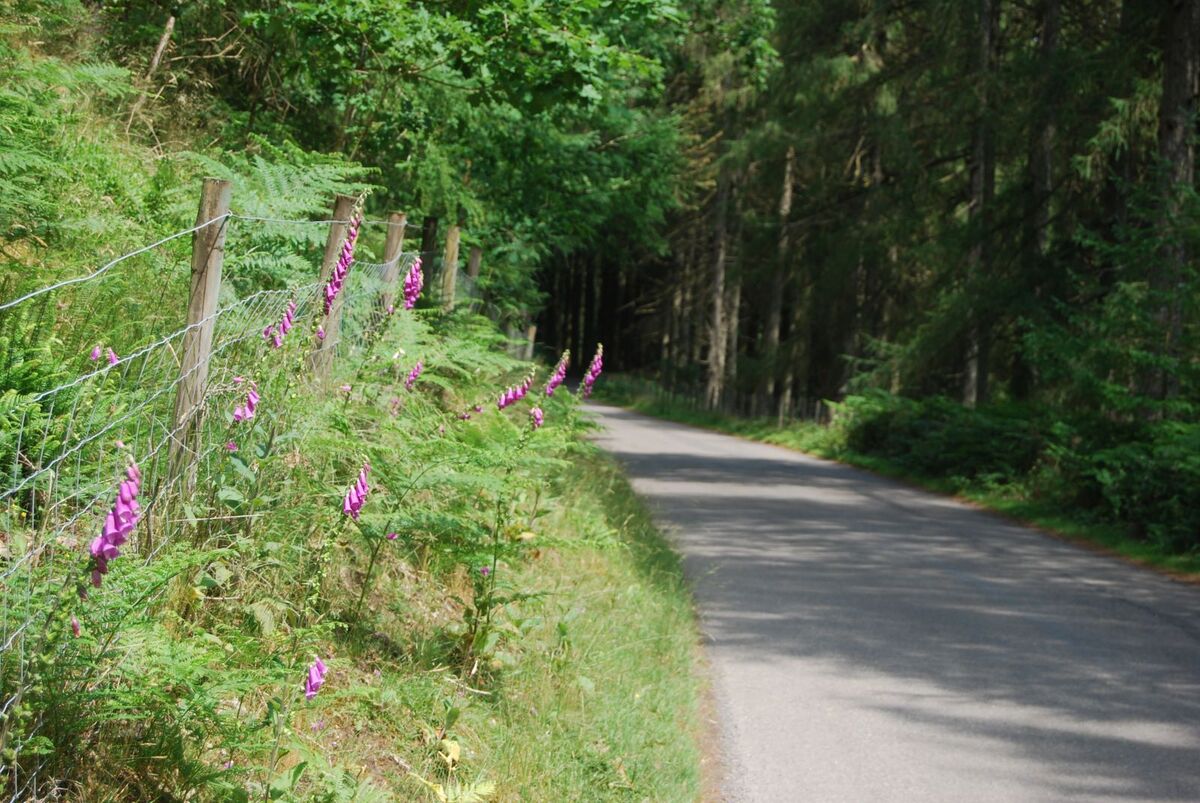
217,486 -> 246,505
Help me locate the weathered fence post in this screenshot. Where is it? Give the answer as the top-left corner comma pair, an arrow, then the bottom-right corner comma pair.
310,194 -> 357,378
440,223 -> 461,311
378,212 -> 407,313
168,177 -> 232,487
524,323 -> 537,360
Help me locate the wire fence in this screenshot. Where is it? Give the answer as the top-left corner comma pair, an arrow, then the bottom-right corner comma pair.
0,191 -> 437,799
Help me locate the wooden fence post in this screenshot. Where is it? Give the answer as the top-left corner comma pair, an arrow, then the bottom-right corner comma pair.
524,323 -> 537,360
378,212 -> 407,313
168,177 -> 232,487
440,223 -> 461,311
310,194 -> 357,378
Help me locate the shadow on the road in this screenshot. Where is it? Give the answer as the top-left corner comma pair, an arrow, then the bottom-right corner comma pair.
593,407 -> 1200,801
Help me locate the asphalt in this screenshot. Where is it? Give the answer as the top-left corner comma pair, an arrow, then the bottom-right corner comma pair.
588,404 -> 1200,803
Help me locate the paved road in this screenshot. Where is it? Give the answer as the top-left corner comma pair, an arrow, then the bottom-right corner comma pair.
589,405 -> 1200,803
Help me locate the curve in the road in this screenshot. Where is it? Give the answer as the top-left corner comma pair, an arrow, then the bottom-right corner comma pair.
589,404 -> 1200,803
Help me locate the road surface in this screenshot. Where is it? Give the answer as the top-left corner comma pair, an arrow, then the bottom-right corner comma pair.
589,404 -> 1200,802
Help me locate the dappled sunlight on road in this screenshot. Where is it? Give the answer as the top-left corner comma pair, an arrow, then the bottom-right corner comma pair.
590,404 -> 1200,802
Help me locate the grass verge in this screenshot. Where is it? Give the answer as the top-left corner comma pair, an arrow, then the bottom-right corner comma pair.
598,387 -> 1200,581
299,448 -> 704,802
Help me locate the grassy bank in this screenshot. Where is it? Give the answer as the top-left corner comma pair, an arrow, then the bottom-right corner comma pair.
598,379 -> 1200,580
284,450 -> 704,802
4,306 -> 705,799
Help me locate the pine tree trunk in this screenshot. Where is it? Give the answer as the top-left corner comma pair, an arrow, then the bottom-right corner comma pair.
963,0 -> 999,407
705,173 -> 731,410
1013,0 -> 1060,400
725,277 -> 741,412
762,145 -> 796,413
1149,0 -> 1199,403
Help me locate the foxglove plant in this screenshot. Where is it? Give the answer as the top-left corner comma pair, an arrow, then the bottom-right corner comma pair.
497,370 -> 536,410
405,360 -> 423,391
263,299 -> 298,349
304,656 -> 328,700
403,257 -> 423,309
323,214 -> 362,315
544,350 -> 569,396
89,345 -> 102,361
89,459 -> 142,587
106,348 -> 119,366
232,384 -> 260,422
342,461 -> 370,520
581,344 -> 603,398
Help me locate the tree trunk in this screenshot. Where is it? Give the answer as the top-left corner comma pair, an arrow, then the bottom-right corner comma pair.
705,173 -> 731,410
125,14 -> 176,134
1149,0 -> 1199,402
762,145 -> 796,412
963,0 -> 999,407
1012,0 -> 1060,400
725,276 -> 741,412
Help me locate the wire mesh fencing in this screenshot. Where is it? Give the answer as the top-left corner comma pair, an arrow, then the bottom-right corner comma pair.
0,188 -> 427,798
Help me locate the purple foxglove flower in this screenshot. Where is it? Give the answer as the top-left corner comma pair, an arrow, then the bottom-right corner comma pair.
89,457 -> 141,587
304,656 -> 328,700
530,407 -> 544,429
458,412 -> 471,420
342,462 -> 370,519
545,350 -> 570,396
226,441 -> 238,452
71,615 -> 80,637
323,217 -> 361,315
498,370 -> 537,409
473,404 -> 483,413
403,257 -> 423,309
387,304 -> 395,315
339,384 -> 352,394
233,388 -> 259,422
233,376 -> 244,385
317,325 -> 326,341
581,344 -> 604,398
89,345 -> 102,361
263,325 -> 274,341
269,300 -> 298,348
404,360 -> 423,391
107,348 -> 119,365
386,532 -> 398,541
479,566 -> 490,577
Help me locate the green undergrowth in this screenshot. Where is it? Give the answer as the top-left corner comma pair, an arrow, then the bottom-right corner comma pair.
326,451 -> 704,802
598,379 -> 1200,580
2,305 -> 705,800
